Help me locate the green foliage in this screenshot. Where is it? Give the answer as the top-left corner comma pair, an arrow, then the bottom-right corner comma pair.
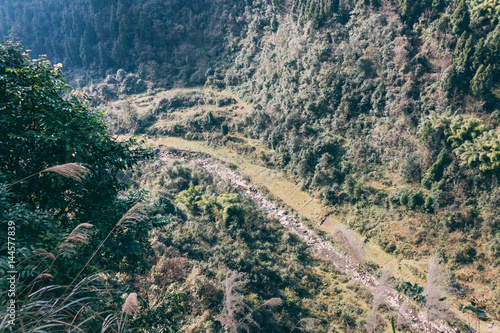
0,41 -> 148,217
459,299 -> 489,321
447,118 -> 490,147
454,130 -> 500,173
451,0 -> 471,35
0,192 -> 61,292
472,37 -> 487,71
420,112 -> 492,150
471,64 -> 493,97
343,176 -> 368,203
488,233 -> 500,263
422,149 -> 449,187
398,0 -> 440,24
3,0 -> 500,320
441,65 -> 461,99
399,0 -> 423,24
0,0 -> 251,86
424,194 -> 434,213
399,190 -> 409,206
453,32 -> 474,73
432,0 -> 445,11
451,244 -> 477,264
469,0 -> 500,29
175,184 -> 204,214
206,110 -> 216,126
222,203 -> 245,228
400,282 -> 426,303
132,160 -> 365,332
407,190 -> 424,210
0,42 -> 152,274
0,274 -> 104,332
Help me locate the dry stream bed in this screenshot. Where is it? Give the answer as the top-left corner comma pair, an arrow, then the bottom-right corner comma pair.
159,148 -> 452,332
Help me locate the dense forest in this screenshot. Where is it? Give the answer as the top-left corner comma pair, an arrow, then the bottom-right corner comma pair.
1,0 -> 500,331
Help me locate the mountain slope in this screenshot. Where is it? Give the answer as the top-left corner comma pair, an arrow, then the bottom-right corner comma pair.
2,0 -> 500,328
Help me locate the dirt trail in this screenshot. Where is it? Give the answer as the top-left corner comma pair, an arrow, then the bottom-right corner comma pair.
160,149 -> 453,333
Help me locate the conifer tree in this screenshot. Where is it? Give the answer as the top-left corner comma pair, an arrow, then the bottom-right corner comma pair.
441,64 -> 459,99
98,41 -> 114,71
486,27 -> 500,72
472,37 -> 488,71
451,0 -> 470,35
399,0 -> 424,24
109,4 -> 119,36
79,27 -> 98,67
453,32 -> 467,58
138,11 -> 153,42
471,64 -> 493,97
454,34 -> 474,73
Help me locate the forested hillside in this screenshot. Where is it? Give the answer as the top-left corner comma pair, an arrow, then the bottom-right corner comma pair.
2,0 -> 500,331
0,0 -> 250,86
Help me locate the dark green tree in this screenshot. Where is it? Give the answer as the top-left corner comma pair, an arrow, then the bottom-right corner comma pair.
472,37 -> 488,71
454,33 -> 474,73
486,27 -> 500,75
431,0 -> 445,12
422,149 -> 449,187
79,27 -> 98,67
98,41 -> 114,71
451,0 -> 470,35
471,64 -> 493,97
221,121 -> 229,136
138,11 -> 153,42
408,191 -> 424,210
441,64 -> 459,99
399,0 -> 425,24
424,195 -> 434,213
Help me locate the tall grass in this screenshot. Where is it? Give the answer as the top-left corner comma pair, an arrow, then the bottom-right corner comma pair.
425,255 -> 456,328
2,163 -> 89,191
1,165 -> 146,332
332,225 -> 365,267
0,274 -> 101,333
219,270 -> 282,333
365,268 -> 393,333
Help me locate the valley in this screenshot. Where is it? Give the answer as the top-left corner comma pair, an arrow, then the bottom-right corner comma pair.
2,0 -> 500,331
108,86 -> 499,332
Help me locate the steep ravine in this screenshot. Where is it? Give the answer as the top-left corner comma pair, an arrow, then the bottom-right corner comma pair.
159,149 -> 453,333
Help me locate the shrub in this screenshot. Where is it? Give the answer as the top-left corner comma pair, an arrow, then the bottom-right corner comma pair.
401,153 -> 424,183
424,195 -> 434,213
407,191 -> 424,210
400,191 -> 409,206
451,244 -> 477,264
454,130 -> 500,173
440,210 -> 470,232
